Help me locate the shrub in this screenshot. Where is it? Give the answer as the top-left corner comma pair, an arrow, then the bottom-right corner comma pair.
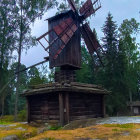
18,110 -> 27,122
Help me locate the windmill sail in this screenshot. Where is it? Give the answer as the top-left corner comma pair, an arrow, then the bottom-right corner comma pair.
81,23 -> 100,54
37,18 -> 77,59
67,0 -> 77,12
53,18 -> 78,59
81,23 -> 103,65
80,0 -> 101,20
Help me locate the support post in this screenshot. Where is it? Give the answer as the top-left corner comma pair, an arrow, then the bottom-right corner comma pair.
102,95 -> 105,117
65,93 -> 69,124
27,97 -> 30,123
59,93 -> 64,126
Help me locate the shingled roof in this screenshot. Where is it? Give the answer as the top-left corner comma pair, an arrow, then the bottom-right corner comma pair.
22,82 -> 109,96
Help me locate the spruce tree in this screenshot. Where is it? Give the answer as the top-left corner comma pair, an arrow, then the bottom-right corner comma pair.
102,13 -> 120,115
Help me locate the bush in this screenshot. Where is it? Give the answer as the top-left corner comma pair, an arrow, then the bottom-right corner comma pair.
18,110 -> 27,122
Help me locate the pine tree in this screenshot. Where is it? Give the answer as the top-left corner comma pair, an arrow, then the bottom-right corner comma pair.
102,12 -> 118,88
102,13 -> 121,115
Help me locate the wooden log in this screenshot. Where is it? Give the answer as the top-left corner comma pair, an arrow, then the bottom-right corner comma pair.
31,111 -> 42,115
31,115 -> 42,119
48,110 -> 59,115
59,93 -> 64,126
27,98 -> 30,123
70,114 -> 102,121
65,93 -> 69,124
102,95 -> 105,117
71,82 -> 103,89
49,115 -> 59,120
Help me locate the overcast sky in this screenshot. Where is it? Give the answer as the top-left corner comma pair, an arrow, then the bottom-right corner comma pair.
21,0 -> 140,67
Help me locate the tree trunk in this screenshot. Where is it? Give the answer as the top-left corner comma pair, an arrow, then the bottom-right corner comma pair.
1,95 -> 5,116
129,90 -> 133,115
14,0 -> 23,121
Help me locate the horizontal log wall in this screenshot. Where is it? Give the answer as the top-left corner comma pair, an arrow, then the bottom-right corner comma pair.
69,93 -> 103,121
28,93 -> 59,123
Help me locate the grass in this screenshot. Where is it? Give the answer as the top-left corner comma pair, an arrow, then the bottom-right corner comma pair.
103,123 -> 134,129
28,124 -> 140,140
0,115 -> 14,122
0,122 -> 37,140
1,115 -> 140,140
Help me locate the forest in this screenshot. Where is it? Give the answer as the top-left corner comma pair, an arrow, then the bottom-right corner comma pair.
0,0 -> 140,121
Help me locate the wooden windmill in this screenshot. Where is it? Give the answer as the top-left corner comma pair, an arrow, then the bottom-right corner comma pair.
37,0 -> 102,82
22,0 -> 109,125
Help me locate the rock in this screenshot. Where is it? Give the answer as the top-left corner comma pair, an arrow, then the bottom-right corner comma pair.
0,125 -> 7,128
8,124 -> 17,127
19,122 -> 28,124
122,131 -> 130,136
2,135 -> 19,140
37,127 -> 46,134
23,132 -> 31,139
15,127 -> 26,131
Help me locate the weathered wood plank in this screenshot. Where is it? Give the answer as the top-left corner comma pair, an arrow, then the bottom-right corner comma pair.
27,98 -> 30,123
65,93 -> 69,124
59,93 -> 64,126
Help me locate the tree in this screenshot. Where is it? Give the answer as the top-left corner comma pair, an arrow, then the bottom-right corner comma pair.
102,12 -> 122,115
14,0 -> 57,120
57,0 -> 84,13
0,0 -> 18,116
119,18 -> 140,105
28,67 -> 47,86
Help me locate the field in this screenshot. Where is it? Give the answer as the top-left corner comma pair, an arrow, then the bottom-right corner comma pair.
1,116 -> 140,140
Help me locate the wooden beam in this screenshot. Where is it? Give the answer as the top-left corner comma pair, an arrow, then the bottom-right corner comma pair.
102,95 -> 105,117
59,93 -> 64,126
65,93 -> 69,124
27,97 -> 31,123
15,60 -> 48,75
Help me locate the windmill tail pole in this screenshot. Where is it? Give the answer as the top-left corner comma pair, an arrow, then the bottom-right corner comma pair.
0,59 -> 49,103
15,59 -> 48,74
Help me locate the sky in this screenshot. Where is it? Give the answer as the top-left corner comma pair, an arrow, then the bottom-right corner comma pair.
21,0 -> 140,67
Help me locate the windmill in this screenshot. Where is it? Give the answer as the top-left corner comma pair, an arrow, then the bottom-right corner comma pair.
20,0 -> 109,125
36,0 -> 102,82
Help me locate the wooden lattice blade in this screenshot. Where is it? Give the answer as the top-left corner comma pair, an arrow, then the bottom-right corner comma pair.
53,18 -> 78,59
81,23 -> 100,54
81,23 -> 103,65
37,17 -> 78,59
80,0 -> 101,20
67,0 -> 77,12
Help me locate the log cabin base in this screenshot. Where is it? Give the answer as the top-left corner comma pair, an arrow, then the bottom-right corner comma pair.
23,82 -> 109,126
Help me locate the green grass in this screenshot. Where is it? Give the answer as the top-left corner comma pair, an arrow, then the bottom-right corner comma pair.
103,123 -> 134,129
49,126 -> 62,130
0,121 -> 11,125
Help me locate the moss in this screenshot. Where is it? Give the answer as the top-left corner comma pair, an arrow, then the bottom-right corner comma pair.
112,128 -> 119,131
0,122 -> 37,140
103,123 -> 134,129
49,126 -> 62,130
0,115 -> 14,122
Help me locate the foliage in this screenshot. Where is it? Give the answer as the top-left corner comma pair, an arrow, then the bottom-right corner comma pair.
76,13 -> 140,116
76,47 -> 95,84
17,110 -> 27,122
28,67 -> 47,86
0,115 -> 14,123
49,126 -> 62,130
103,123 -> 134,129
57,0 -> 84,14
0,0 -> 57,116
